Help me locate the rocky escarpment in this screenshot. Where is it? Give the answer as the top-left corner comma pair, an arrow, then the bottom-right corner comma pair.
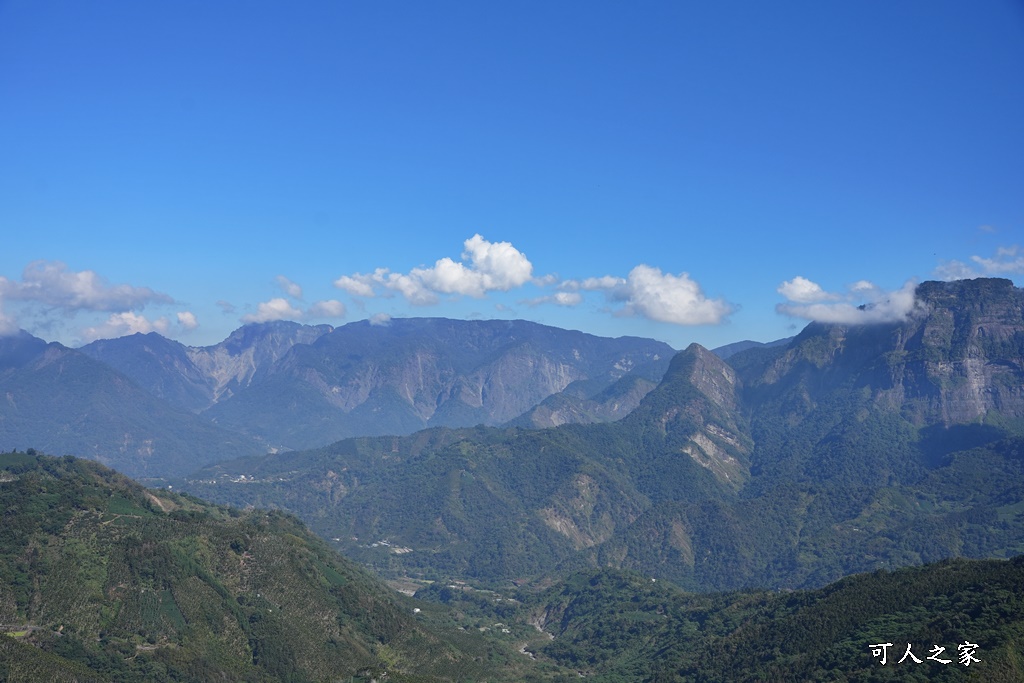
203,318 -> 675,449
743,278 -> 1024,427
187,321 -> 334,402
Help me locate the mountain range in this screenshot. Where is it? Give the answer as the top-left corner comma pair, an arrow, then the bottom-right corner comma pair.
1,318 -> 674,477
181,278 -> 1024,592
4,277 -> 1024,680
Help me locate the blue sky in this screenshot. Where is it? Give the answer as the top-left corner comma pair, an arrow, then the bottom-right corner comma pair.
1,1 -> 1022,350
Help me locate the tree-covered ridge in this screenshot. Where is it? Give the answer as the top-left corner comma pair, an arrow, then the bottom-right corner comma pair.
508,556 -> 1024,681
0,452 -> 540,682
190,279 -> 1024,594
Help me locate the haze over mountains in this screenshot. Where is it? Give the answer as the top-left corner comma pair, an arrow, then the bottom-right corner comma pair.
184,278 -> 1024,592
1,318 -> 674,476
3,277 -> 1024,680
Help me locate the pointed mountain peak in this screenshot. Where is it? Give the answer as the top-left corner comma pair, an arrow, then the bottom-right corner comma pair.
658,343 -> 741,413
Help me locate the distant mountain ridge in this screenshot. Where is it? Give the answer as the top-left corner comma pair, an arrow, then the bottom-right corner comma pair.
0,332 -> 262,478
81,318 -> 675,451
80,320 -> 335,412
1,318 -> 676,476
183,278 -> 1024,593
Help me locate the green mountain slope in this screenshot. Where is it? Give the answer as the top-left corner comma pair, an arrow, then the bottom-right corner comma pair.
183,279 -> 1024,593
183,344 -> 746,583
520,557 -> 1024,681
0,452 -> 538,682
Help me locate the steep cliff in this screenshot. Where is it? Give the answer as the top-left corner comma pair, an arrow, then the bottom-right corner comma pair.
741,278 -> 1024,428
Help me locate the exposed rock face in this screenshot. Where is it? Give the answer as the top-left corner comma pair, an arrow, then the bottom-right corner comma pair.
80,321 -> 334,411
207,318 -> 674,449
903,279 -> 1024,424
83,318 -> 674,451
744,278 -> 1024,427
626,343 -> 753,488
186,321 -> 334,402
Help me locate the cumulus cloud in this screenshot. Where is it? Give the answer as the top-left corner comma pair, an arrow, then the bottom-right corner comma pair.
242,298 -> 305,323
334,273 -> 378,298
0,260 -> 173,312
242,297 -> 346,324
538,267 -> 732,325
369,312 -> 392,326
935,245 -> 1024,281
177,311 -> 199,331
308,299 -> 346,318
331,238 -> 732,326
617,265 -> 733,325
81,312 -> 172,342
275,275 -> 303,299
333,234 -> 536,305
777,276 -> 839,303
776,277 -> 919,324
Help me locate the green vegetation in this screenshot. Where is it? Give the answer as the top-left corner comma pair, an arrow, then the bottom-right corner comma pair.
514,557 -> 1024,681
0,452 -> 548,682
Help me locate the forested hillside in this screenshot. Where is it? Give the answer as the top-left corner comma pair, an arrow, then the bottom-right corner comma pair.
184,279 -> 1024,593
0,452 -> 546,682
512,557 -> 1024,681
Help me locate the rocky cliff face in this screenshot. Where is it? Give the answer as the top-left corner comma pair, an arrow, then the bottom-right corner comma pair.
742,278 -> 1024,428
625,343 -> 752,489
80,321 -> 334,411
901,278 -> 1024,424
186,321 -> 334,402
205,318 -> 675,448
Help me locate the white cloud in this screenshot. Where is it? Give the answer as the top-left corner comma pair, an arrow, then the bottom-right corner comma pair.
523,291 -> 584,307
82,312 -> 172,341
776,278 -> 919,324
934,245 -> 1024,281
532,273 -> 560,287
560,275 -> 627,292
369,312 -> 392,326
241,297 -> 346,324
308,299 -> 346,318
556,267 -> 731,325
552,291 -> 583,306
970,245 -> 1024,275
934,260 -> 981,281
583,275 -> 627,291
177,311 -> 199,331
0,260 -> 172,312
334,273 -> 378,298
618,265 -> 733,325
333,234 -> 536,304
275,275 -> 303,299
777,276 -> 838,303
242,298 -> 305,323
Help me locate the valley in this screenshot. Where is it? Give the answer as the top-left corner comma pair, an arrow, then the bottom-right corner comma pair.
2,277 -> 1024,680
